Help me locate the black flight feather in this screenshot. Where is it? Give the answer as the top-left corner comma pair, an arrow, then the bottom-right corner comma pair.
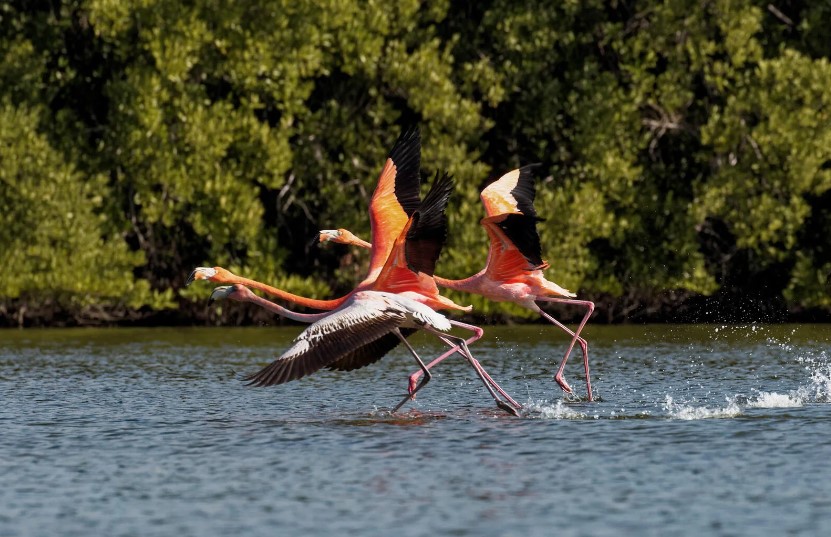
388,125 -> 422,217
509,163 -> 542,219
404,171 -> 454,276
495,213 -> 545,268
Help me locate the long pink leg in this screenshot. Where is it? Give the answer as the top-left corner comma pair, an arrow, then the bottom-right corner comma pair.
391,329 -> 434,413
408,320 -> 482,392
430,331 -> 520,416
394,329 -> 519,415
534,298 -> 595,401
407,320 -> 520,409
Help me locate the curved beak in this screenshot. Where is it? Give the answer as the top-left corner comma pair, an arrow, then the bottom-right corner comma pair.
187,266 -> 216,286
318,230 -> 339,243
209,286 -> 234,304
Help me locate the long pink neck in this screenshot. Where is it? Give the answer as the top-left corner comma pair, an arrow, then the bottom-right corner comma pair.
434,271 -> 485,293
335,231 -> 488,297
242,292 -> 330,322
228,275 -> 349,311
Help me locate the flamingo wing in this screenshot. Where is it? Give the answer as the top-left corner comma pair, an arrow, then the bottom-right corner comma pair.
481,213 -> 549,282
368,126 -> 422,275
478,165 -> 549,281
326,328 -> 416,371
480,164 -> 541,219
373,171 -> 453,294
244,300 -> 407,387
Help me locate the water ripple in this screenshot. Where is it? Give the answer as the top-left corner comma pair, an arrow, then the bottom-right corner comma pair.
2,325 -> 831,536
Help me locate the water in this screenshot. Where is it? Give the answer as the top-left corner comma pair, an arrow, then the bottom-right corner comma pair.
1,324 -> 830,536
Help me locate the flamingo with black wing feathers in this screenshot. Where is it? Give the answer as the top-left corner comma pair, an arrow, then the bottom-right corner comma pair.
187,126 -> 423,308
210,285 -> 516,414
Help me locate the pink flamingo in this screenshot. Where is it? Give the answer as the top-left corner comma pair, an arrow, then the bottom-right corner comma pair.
319,165 -> 596,401
210,284 -> 517,414
186,126 -> 424,308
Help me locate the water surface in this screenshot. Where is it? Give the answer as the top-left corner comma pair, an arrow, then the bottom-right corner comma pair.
1,324 -> 830,536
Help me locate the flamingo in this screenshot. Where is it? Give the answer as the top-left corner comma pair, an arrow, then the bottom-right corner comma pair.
210,284 -> 519,415
194,166 -> 522,414
186,125 -> 424,308
318,165 -> 596,401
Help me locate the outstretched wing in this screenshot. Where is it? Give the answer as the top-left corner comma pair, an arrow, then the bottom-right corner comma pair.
373,171 -> 453,294
480,164 -> 541,219
478,165 -> 549,280
326,328 -> 416,371
244,300 -> 406,387
481,213 -> 549,281
367,126 -> 422,276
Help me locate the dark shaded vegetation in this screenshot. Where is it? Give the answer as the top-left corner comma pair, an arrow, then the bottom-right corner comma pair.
2,1 -> 831,327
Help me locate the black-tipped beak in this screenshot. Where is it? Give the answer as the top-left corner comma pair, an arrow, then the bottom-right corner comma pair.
208,286 -> 232,305
186,269 -> 198,286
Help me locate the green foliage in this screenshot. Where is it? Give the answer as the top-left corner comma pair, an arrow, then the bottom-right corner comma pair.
0,102 -> 170,311
698,49 -> 831,258
2,0 -> 831,323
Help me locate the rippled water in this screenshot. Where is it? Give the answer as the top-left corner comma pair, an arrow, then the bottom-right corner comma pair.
1,324 -> 830,536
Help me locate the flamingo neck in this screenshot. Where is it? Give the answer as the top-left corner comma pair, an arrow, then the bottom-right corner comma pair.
227,275 -> 348,311
434,270 -> 485,293
244,292 -> 330,322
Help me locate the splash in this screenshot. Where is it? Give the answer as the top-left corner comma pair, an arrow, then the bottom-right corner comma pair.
745,390 -> 803,409
662,395 -> 743,420
523,399 -> 590,419
663,383 -> 816,419
748,336 -> 831,405
797,349 -> 831,403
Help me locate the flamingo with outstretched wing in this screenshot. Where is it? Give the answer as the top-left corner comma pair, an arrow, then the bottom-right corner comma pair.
187,126 -> 423,308
210,285 -> 517,415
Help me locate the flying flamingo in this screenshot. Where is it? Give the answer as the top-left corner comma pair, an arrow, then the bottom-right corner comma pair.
187,125 -> 424,308
193,167 -> 522,414
318,165 -> 596,401
210,284 -> 518,415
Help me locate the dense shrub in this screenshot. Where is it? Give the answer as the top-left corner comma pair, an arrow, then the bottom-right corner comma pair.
1,0 -> 829,325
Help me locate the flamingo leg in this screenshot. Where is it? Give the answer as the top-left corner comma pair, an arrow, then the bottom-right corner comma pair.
434,333 -> 521,416
534,298 -> 595,401
407,320 -> 481,393
407,320 -> 519,408
391,329 -> 433,413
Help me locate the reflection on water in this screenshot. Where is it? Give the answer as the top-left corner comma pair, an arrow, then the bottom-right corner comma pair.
1,324 -> 831,536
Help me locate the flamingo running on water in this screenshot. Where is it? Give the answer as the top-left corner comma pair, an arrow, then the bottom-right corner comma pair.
319,165 -> 596,401
210,284 -> 518,415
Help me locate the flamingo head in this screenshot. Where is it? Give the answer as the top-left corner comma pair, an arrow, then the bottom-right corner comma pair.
186,266 -> 236,286
209,284 -> 254,303
318,229 -> 350,245
318,228 -> 371,249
